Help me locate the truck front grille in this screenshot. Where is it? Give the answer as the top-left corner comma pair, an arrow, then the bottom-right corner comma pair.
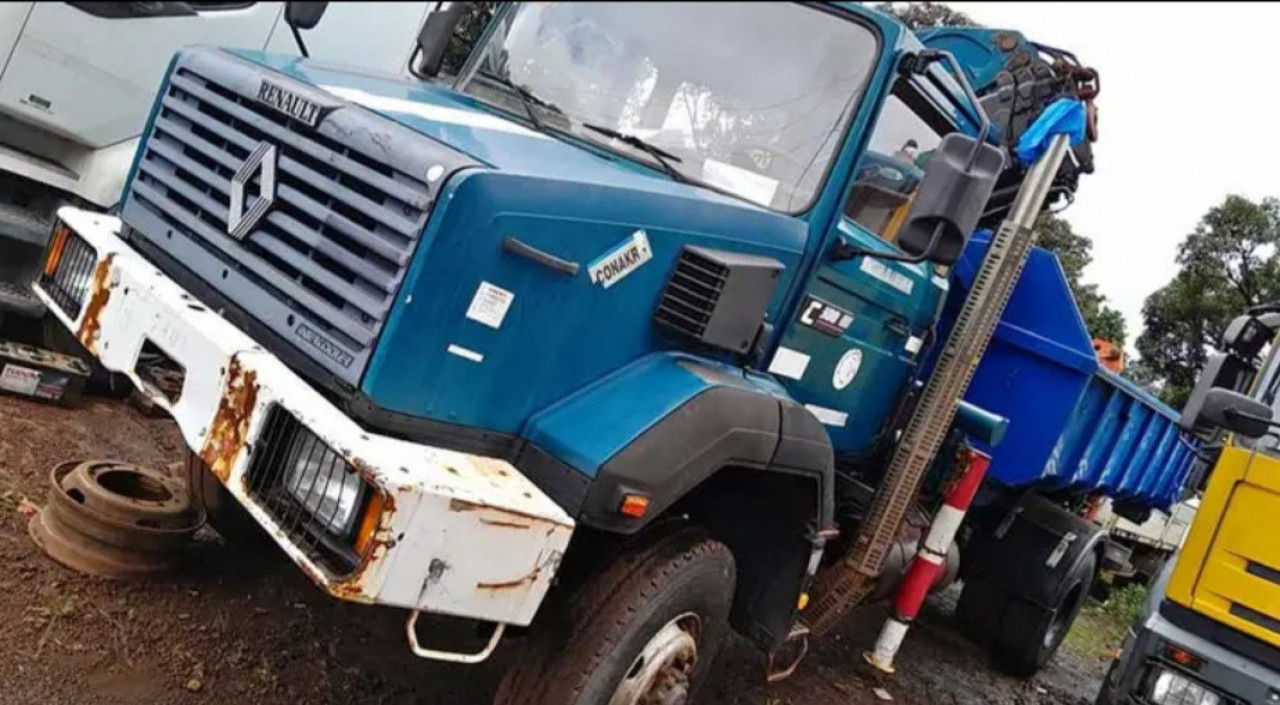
132,68 -> 430,356
120,48 -> 476,384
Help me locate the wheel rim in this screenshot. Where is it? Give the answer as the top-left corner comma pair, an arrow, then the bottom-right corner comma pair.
609,612 -> 702,705
1044,582 -> 1085,650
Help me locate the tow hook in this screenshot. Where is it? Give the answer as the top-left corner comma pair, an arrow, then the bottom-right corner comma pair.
765,623 -> 810,683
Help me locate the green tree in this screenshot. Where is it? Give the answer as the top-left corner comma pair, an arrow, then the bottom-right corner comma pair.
873,1 -> 977,28
1034,213 -> 1129,347
1135,195 -> 1280,407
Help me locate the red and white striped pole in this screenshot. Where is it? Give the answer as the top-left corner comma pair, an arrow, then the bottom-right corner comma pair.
863,447 -> 992,673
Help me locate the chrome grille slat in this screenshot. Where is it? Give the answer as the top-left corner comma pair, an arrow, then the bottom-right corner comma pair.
161,91 -> 419,241
131,179 -> 377,346
125,49 -> 478,384
167,74 -> 429,229
147,121 -> 410,266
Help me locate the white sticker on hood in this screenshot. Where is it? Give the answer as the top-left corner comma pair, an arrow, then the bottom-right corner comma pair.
860,258 -> 914,295
465,281 -> 514,329
319,85 -> 551,139
768,347 -> 811,381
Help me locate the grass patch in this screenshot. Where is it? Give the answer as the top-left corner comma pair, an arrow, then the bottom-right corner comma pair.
1064,583 -> 1147,659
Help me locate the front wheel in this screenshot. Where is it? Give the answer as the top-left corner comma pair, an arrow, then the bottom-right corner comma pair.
493,526 -> 736,705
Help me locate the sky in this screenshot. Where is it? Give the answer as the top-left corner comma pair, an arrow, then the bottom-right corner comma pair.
936,2 -> 1280,354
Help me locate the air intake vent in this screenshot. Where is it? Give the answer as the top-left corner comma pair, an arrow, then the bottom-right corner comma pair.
654,246 -> 784,354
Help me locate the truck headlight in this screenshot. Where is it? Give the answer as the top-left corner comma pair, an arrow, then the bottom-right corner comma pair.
283,437 -> 365,536
1151,669 -> 1221,705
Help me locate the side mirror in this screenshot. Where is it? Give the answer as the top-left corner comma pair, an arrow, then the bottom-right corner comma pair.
414,2 -> 473,79
1198,388 -> 1275,439
896,133 -> 1005,266
1179,353 -> 1257,433
285,1 -> 328,30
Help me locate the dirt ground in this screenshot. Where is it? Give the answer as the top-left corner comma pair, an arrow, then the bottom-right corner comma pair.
0,393 -> 1121,705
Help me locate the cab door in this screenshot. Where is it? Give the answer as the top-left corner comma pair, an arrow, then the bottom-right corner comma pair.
0,2 -> 281,148
1176,443 -> 1280,649
768,76 -> 955,455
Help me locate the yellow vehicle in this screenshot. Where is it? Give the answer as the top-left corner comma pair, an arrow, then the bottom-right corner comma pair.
1097,308 -> 1280,704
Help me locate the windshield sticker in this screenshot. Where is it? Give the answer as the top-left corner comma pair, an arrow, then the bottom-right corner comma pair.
701,159 -> 779,208
465,281 -> 515,329
319,85 -> 551,140
833,348 -> 863,390
588,230 -> 652,289
859,258 -> 914,296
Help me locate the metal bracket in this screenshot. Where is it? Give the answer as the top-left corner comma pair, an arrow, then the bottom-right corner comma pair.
406,610 -> 506,664
994,505 -> 1023,540
1046,531 -> 1078,569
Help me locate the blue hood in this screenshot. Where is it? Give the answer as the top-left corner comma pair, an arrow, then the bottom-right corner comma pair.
229,49 -> 754,211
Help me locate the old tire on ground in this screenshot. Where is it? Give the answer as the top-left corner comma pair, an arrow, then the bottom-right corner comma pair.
990,552 -> 1098,677
185,451 -> 268,546
493,526 -> 736,705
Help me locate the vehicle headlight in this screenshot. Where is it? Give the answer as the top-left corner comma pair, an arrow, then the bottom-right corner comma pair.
1151,669 -> 1221,705
283,436 -> 365,536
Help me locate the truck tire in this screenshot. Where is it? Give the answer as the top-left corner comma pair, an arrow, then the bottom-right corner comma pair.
990,552 -> 1097,677
493,526 -> 736,705
184,450 -> 268,547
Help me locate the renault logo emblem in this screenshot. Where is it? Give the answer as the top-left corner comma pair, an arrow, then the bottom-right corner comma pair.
228,140 -> 277,240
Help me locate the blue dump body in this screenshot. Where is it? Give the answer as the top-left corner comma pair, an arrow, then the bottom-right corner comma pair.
929,233 -> 1197,512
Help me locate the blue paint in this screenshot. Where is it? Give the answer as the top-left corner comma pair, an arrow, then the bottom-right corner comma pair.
524,352 -> 717,477
929,232 -> 1199,511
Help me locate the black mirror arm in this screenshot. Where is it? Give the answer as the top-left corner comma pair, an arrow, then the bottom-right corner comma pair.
291,24 -> 309,58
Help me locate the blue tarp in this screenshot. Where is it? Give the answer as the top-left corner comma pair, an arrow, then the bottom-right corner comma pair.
1015,97 -> 1086,165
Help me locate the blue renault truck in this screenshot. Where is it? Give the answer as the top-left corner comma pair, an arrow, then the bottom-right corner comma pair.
27,2 -> 1200,702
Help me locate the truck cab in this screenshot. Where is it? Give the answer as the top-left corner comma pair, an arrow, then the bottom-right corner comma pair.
1098,308 -> 1280,704
29,2 -> 1105,701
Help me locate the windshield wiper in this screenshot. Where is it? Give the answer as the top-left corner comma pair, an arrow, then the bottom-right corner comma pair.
475,69 -> 564,131
581,123 -> 688,183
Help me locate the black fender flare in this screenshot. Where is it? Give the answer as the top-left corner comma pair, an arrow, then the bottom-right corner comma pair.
963,491 -> 1106,608
578,382 -> 835,535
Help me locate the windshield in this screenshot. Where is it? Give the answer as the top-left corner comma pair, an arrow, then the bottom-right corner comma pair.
458,2 -> 880,212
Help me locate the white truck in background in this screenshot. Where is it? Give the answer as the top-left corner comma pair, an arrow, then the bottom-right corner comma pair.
0,1 -> 440,323
1094,496 -> 1201,587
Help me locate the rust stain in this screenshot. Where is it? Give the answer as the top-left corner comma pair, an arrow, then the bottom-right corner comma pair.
480,518 -> 533,530
448,498 -> 566,527
198,356 -> 259,482
477,567 -> 540,591
77,254 -> 116,354
476,551 -> 561,592
323,487 -> 396,603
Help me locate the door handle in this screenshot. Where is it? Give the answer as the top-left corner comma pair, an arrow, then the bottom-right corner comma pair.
502,236 -> 580,277
884,318 -> 910,337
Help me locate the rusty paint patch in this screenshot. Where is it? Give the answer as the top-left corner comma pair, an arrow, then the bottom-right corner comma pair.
476,552 -> 560,592
480,518 -> 533,530
448,498 -> 566,527
77,254 -> 116,354
198,356 -> 259,482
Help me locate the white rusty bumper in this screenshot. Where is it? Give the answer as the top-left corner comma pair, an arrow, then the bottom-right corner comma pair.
33,207 -> 575,628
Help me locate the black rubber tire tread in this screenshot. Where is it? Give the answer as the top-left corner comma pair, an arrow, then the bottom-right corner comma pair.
184,451 -> 269,547
493,525 -> 735,705
991,552 -> 1098,677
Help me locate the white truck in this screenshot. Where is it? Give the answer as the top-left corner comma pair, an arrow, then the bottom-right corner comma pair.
0,1 -> 440,324
1094,496 -> 1201,587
